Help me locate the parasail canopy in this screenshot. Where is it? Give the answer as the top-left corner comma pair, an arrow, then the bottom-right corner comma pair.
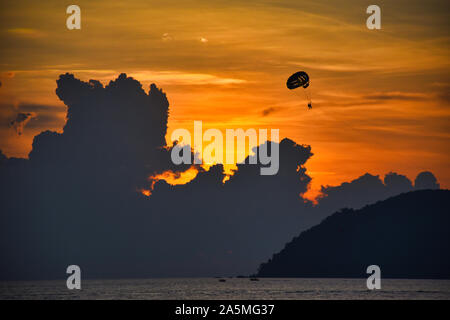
286,71 -> 310,90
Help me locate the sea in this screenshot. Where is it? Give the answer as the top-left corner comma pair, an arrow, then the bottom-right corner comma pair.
1,278 -> 449,300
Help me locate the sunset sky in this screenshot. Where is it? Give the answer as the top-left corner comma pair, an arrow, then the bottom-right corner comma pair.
0,0 -> 449,197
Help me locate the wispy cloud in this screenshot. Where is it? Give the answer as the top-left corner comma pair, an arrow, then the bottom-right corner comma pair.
364,92 -> 428,101
9,112 -> 36,135
162,33 -> 173,41
261,107 -> 280,117
128,71 -> 245,86
7,28 -> 44,38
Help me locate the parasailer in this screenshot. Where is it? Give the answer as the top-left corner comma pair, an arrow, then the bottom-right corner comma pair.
286,71 -> 312,109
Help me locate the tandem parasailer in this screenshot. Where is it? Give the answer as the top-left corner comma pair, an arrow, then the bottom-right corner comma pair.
286,71 -> 312,109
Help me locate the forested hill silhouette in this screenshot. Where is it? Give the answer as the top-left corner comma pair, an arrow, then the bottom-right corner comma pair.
257,189 -> 450,279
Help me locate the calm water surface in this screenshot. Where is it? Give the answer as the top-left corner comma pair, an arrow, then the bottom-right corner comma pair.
1,278 -> 449,300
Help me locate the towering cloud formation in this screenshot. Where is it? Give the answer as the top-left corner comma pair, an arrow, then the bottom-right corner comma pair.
0,74 -> 441,280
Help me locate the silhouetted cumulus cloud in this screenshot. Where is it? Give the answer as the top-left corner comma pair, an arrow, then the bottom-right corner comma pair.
314,171 -> 439,221
414,171 -> 440,190
0,73 -> 442,280
384,172 -> 413,194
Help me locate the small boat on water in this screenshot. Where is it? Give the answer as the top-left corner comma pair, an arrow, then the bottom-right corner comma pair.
218,279 -> 226,282
250,278 -> 259,281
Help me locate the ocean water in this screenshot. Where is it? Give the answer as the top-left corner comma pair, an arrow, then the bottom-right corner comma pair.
1,278 -> 449,300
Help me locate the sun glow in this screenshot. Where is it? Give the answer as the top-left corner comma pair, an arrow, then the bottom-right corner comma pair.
140,166 -> 201,196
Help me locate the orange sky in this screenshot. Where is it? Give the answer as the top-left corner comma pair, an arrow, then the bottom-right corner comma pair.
0,0 -> 449,198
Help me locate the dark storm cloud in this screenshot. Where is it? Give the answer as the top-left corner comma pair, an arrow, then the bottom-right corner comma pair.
0,73 -> 441,280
